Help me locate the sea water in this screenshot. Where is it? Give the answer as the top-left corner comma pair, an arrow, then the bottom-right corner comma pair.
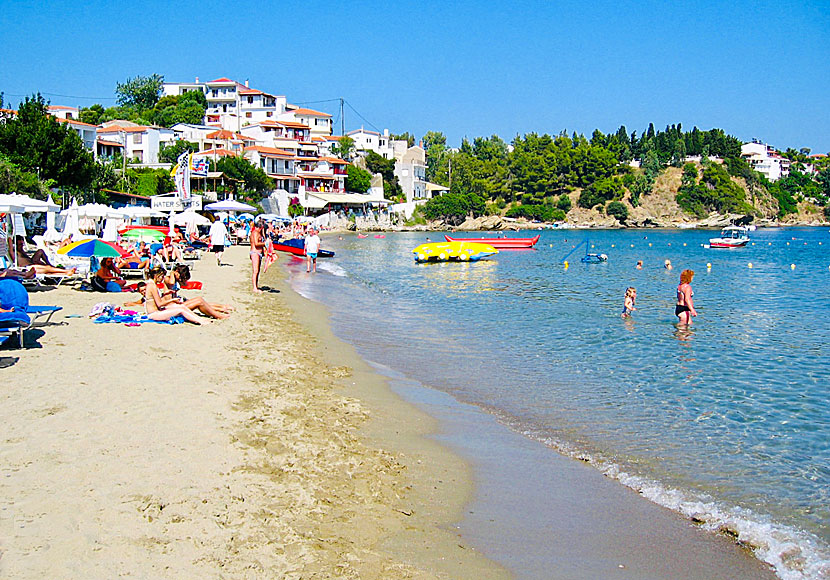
286,228 -> 830,579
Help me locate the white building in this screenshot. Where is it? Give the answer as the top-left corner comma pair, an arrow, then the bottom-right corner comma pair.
281,107 -> 332,137
97,122 -> 173,165
243,146 -> 299,193
741,142 -> 791,182
392,143 -> 428,202
348,127 -> 394,159
164,77 -> 288,132
47,105 -> 79,120
57,118 -> 98,155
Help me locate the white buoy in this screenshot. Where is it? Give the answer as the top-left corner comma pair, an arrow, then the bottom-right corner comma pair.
791,264 -> 796,270
748,262 -> 753,269
648,243 -> 652,247
707,263 -> 712,269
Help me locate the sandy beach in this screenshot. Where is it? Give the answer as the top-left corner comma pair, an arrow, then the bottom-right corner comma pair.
0,245 -> 505,579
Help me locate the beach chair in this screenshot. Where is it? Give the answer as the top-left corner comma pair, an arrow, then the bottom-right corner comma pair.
0,278 -> 62,348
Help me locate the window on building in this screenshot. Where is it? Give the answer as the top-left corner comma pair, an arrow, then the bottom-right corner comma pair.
247,96 -> 253,104
246,112 -> 252,118
266,111 -> 272,117
223,104 -> 227,112
133,134 -> 143,144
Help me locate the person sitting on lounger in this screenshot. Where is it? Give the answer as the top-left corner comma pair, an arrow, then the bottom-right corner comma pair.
143,268 -> 203,325
12,236 -> 77,276
160,265 -> 232,318
91,257 -> 126,292
116,245 -> 151,272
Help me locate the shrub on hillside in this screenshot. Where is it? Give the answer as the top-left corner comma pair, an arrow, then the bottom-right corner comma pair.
504,204 -> 564,222
578,176 -> 624,209
606,201 -> 629,223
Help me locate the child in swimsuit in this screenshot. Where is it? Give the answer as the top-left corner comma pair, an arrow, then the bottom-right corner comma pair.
621,287 -> 637,318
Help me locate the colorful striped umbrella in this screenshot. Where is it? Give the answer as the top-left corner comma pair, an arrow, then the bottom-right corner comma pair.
121,228 -> 166,242
57,239 -> 129,258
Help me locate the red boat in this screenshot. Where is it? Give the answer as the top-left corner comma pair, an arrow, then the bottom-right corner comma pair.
444,234 -> 540,249
271,238 -> 335,258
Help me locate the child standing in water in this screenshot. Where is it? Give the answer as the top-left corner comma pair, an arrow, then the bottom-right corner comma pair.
621,287 -> 637,318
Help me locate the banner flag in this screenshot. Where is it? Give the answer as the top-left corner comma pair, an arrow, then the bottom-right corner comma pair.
175,152 -> 191,200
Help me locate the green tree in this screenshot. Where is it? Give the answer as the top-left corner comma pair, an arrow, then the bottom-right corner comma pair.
364,150 -> 403,200
116,74 -> 164,111
345,164 -> 371,193
214,156 -> 273,195
423,130 -> 448,184
79,104 -> 106,125
159,140 -> 198,164
0,155 -> 47,197
0,93 -> 95,191
331,136 -> 355,161
150,91 -> 207,127
391,132 -> 415,147
421,191 -> 485,225
578,176 -> 625,209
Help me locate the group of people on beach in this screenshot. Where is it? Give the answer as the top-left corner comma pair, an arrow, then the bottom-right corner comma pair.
622,267 -> 697,325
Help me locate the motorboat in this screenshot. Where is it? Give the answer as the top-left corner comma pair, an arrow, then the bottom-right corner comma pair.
272,238 -> 335,257
412,241 -> 498,263
709,226 -> 750,248
444,234 -> 540,249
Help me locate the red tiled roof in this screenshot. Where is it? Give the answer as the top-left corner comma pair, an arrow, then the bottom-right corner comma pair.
208,77 -> 235,83
290,107 -> 332,118
193,148 -> 237,157
298,173 -> 335,180
97,139 -> 123,147
98,125 -> 149,134
278,121 -> 311,130
48,105 -> 78,111
244,146 -> 294,157
318,157 -> 349,165
56,117 -> 98,128
206,129 -> 256,141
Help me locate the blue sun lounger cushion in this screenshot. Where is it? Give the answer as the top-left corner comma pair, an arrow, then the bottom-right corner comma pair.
0,279 -> 62,347
0,279 -> 33,348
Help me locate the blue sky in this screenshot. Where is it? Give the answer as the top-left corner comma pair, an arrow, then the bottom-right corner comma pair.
2,0 -> 828,152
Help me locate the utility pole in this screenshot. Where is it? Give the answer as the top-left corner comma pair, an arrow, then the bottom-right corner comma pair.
340,97 -> 344,137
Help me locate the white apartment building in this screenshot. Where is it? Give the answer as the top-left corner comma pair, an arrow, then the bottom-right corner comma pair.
348,127 -> 394,159
281,107 -> 332,137
244,146 -> 299,193
163,77 -> 288,132
392,142 -> 428,202
58,118 -> 98,155
741,141 -> 791,182
48,105 -> 79,120
169,123 -> 221,150
97,122 -> 173,165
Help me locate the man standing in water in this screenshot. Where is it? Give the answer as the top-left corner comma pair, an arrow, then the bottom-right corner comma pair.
249,221 -> 266,292
305,228 -> 321,273
675,269 -> 697,324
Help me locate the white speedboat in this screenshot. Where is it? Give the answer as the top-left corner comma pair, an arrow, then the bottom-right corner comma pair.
709,226 -> 750,248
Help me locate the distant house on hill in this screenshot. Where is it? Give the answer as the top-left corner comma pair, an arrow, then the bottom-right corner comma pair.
741,141 -> 791,182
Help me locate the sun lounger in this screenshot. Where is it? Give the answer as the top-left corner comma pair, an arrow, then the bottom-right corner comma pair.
0,278 -> 62,348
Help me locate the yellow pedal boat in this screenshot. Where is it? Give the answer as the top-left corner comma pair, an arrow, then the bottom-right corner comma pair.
412,241 -> 498,263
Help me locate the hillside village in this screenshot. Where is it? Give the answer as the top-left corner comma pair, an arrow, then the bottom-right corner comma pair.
2,75 -> 828,229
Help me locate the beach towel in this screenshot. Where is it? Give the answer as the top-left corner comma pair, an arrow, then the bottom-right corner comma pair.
92,312 -> 186,325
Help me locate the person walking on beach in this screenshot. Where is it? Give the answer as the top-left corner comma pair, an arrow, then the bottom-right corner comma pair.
249,221 -> 266,293
675,269 -> 697,324
305,228 -> 321,273
209,218 -> 228,266
621,287 -> 637,318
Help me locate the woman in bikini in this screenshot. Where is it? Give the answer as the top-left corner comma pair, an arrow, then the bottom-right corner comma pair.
143,268 -> 203,324
162,264 -> 233,317
675,269 -> 697,325
249,222 -> 266,293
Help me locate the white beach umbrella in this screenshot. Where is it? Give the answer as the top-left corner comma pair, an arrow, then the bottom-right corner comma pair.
61,199 -> 81,240
204,200 -> 257,212
77,203 -> 124,218
0,193 -> 60,214
101,218 -> 120,242
169,209 -> 210,232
